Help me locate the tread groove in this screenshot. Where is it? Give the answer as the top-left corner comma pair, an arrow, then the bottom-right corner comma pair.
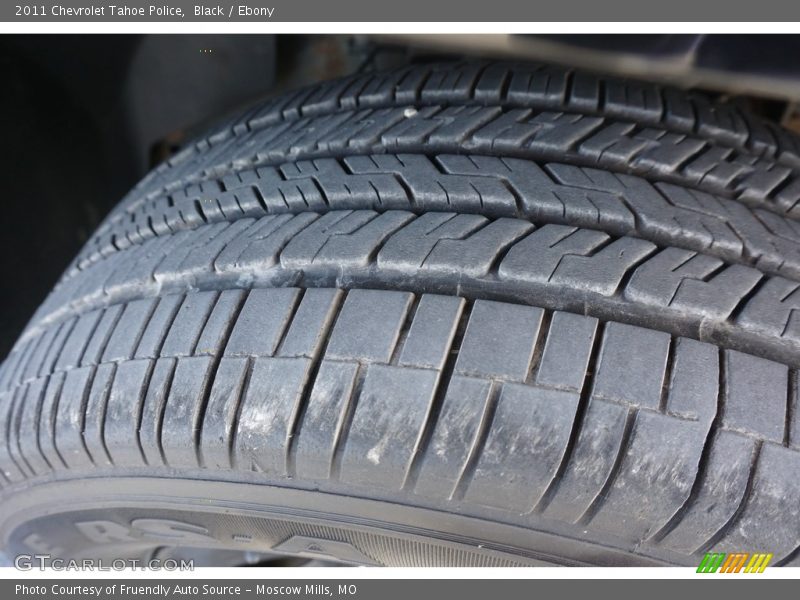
152,359 -> 178,468
693,439 -> 763,554
577,407 -> 638,526
329,360 -> 366,482
228,356 -> 255,471
532,320 -> 606,514
451,379 -> 502,502
194,291 -> 248,468
403,301 -> 471,492
647,346 -> 725,544
133,359 -> 156,466
74,365 -> 99,468
95,363 -> 117,466
284,290 -> 345,478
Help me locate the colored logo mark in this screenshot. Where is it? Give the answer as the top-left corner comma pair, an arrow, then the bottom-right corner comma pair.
697,552 -> 773,573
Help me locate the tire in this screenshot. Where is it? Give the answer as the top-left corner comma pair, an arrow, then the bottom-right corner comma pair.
2,60 -> 800,568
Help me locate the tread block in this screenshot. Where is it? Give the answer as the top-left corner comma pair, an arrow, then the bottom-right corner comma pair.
0,390 -> 26,482
710,443 -> 800,561
694,99 -> 749,147
550,237 -> 656,296
310,210 -> 415,269
280,211 -> 376,268
474,64 -> 512,103
578,122 -> 644,168
101,298 -> 157,363
278,289 -> 342,359
414,375 -> 494,499
592,323 -> 671,410
663,184 -> 784,263
662,89 -> 695,133
153,223 -> 231,282
214,213 -> 318,274
465,383 -> 580,511
325,290 -> 413,363
55,367 -> 96,468
736,277 -> 800,345
79,305 -> 123,367
37,319 -> 75,379
421,218 -> 534,277
455,300 -> 544,382
233,357 -> 312,475
664,338 -> 719,422
675,145 -> 749,189
398,295 -> 464,370
605,80 -> 663,122
722,350 -> 788,443
194,289 -> 246,356
377,213 -> 487,271
21,325 -> 60,383
534,312 -> 598,392
528,112 -> 608,152
284,158 -> 411,210
542,399 -> 630,523
17,378 -> 48,474
568,71 -> 602,111
506,66 -> 571,108
776,178 -> 800,215
294,360 -> 360,481
317,107 -> 411,155
401,108 -> 492,148
589,411 -> 713,541
625,248 -> 723,306
160,356 -> 215,467
657,430 -> 756,554
288,157 -> 408,211
498,225 -> 608,284
139,357 -> 177,466
340,364 -> 439,489
37,372 -> 66,471
670,265 -> 762,319
632,132 -> 707,173
159,292 -> 219,358
169,219 -> 255,279
104,359 -> 153,466
224,288 -> 301,357
421,63 -> 486,102
473,110 -> 603,154
200,357 -> 250,470
15,337 -> 42,385
363,68 -> 418,105
7,385 -> 33,477
101,230 -> 177,298
375,105 -> 453,147
82,363 -> 116,467
349,153 -> 517,216
559,168 -> 748,261
436,154 -> 555,198
65,257 -> 116,309
275,156 -> 361,203
132,295 -> 184,359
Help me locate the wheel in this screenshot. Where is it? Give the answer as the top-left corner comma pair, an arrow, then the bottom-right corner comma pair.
2,60 -> 800,567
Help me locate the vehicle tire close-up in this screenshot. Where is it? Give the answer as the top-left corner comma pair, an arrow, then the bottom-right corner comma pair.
2,60 -> 800,567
